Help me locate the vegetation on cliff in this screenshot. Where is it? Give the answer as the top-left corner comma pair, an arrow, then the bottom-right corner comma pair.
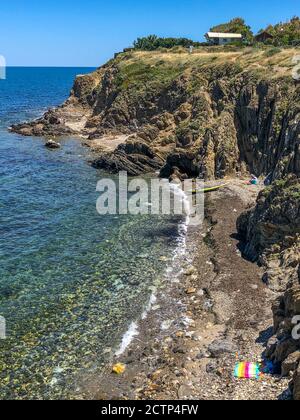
131,17 -> 300,51
133,35 -> 202,51
209,17 -> 254,43
259,16 -> 300,46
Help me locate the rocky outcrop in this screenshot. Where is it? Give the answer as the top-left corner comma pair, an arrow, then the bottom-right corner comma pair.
237,177 -> 300,399
237,177 -> 300,271
11,50 -> 300,180
92,140 -> 165,176
45,139 -> 61,149
267,263 -> 300,399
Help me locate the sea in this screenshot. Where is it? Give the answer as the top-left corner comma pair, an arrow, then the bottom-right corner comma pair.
0,67 -> 186,399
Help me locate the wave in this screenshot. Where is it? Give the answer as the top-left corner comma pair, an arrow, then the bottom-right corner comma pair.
114,181 -> 190,357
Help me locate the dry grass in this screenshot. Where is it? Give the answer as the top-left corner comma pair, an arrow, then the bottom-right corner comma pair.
119,47 -> 300,79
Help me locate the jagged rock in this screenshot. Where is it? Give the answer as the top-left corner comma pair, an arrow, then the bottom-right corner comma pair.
282,351 -> 300,377
237,177 -> 300,266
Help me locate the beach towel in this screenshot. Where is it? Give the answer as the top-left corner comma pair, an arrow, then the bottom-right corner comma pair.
234,362 -> 261,379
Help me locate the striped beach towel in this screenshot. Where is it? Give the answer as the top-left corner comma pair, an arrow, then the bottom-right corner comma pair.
234,362 -> 261,380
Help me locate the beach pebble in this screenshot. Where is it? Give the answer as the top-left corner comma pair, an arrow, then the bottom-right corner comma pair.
161,320 -> 174,331
186,287 -> 196,295
184,267 -> 197,276
177,384 -> 193,399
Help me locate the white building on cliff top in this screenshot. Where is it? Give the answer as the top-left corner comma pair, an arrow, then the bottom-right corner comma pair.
206,32 -> 243,45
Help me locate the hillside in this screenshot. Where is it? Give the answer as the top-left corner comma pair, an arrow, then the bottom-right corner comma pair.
12,46 -> 300,180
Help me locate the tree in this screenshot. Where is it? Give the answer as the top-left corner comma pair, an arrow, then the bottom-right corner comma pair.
133,35 -> 202,51
209,17 -> 254,43
133,35 -> 159,51
261,16 -> 300,46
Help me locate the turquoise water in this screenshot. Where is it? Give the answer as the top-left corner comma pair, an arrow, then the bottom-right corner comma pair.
0,68 -> 183,399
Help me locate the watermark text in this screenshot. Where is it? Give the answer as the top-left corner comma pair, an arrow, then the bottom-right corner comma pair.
96,172 -> 205,226
292,315 -> 300,340
0,55 -> 6,80
0,316 -> 6,340
292,55 -> 300,81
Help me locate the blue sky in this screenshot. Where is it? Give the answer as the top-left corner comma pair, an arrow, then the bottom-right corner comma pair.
1,0 -> 299,67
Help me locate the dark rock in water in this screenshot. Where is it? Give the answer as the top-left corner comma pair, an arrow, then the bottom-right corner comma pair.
45,140 -> 61,149
208,339 -> 237,358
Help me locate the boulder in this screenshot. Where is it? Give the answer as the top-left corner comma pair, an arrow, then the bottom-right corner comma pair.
208,339 -> 238,358
282,351 -> 300,377
45,139 -> 61,149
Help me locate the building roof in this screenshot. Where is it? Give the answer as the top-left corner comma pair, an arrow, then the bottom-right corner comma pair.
206,32 -> 243,39
255,31 -> 274,39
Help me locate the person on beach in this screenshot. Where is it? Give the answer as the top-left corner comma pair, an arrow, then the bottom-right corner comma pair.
246,174 -> 259,185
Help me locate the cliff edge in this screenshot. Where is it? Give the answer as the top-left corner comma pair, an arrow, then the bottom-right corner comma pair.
12,47 -> 300,180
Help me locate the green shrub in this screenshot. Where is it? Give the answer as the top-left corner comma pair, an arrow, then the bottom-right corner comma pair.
258,16 -> 300,46
133,35 -> 202,51
264,47 -> 282,57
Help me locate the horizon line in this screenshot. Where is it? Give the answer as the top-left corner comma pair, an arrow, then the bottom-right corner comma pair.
6,65 -> 99,68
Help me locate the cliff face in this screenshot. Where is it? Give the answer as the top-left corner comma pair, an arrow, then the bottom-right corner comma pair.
12,48 -> 300,179
237,177 -> 300,399
237,177 -> 300,272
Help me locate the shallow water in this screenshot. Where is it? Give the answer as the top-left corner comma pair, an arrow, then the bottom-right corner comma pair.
0,68 -> 184,399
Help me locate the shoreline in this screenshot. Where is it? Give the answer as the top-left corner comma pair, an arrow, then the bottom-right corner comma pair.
75,179 -> 291,401
4,44 -> 300,400
6,124 -> 295,400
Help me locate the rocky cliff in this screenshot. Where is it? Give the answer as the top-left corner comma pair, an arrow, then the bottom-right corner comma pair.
12,47 -> 300,180
237,177 -> 300,399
